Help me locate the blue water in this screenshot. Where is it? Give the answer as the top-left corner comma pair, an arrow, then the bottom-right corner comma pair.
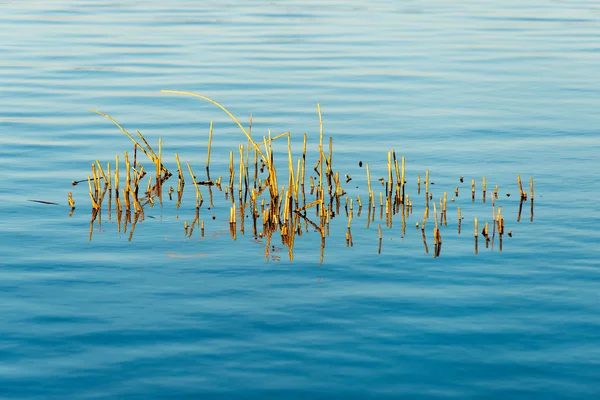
1,1 -> 600,398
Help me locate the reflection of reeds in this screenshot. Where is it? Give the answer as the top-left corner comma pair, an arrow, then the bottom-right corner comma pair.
482,176 -> 487,203
474,217 -> 479,254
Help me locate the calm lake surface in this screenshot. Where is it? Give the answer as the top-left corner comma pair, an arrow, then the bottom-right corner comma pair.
1,1 -> 600,399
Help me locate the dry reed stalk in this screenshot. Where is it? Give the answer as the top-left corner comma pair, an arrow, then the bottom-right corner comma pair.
114,154 -> 120,191
135,131 -> 159,167
87,176 -> 99,210
121,187 -> 130,214
187,162 -> 203,206
68,192 -> 75,209
264,135 -> 279,200
333,171 -> 342,196
393,151 -> 400,190
401,156 -> 405,202
318,104 -> 324,197
230,203 -> 237,224
157,137 -> 163,204
249,131 -> 289,156
496,206 -> 502,231
146,181 -> 156,208
294,157 -> 301,203
457,206 -> 462,234
133,145 -> 138,172
474,217 -> 479,254
328,136 -> 333,177
287,136 -> 295,198
130,185 -> 144,214
496,205 -> 504,235
91,163 -> 99,196
239,144 -> 244,199
115,155 -> 121,213
106,161 -> 111,189
348,200 -> 353,227
517,174 -> 526,199
95,164 -> 103,202
482,176 -> 487,202
385,197 -> 390,227
387,151 -> 393,199
471,179 -> 475,202
124,151 -> 131,194
317,147 -> 328,216
283,187 -> 290,222
490,191 -> 496,223
228,150 -> 235,199
175,153 -> 184,185
529,177 -> 534,200
418,173 -> 421,194
253,148 -> 259,189
443,191 -> 447,214
366,164 -> 372,204
245,114 -> 253,169
301,133 -> 307,188
95,161 -> 108,188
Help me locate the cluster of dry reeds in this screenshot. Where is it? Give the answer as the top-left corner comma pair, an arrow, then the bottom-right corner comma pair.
74,91 -> 536,260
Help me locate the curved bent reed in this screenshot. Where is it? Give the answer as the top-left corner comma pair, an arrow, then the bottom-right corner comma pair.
160,90 -> 266,163
90,109 -> 168,174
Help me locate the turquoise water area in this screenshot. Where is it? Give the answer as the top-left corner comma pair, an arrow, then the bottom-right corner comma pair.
1,1 -> 599,398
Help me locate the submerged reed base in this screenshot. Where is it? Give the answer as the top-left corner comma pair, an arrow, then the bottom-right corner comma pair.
71,91 -> 537,262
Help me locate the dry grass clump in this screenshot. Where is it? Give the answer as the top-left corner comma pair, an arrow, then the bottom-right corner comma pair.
71,91 -> 536,261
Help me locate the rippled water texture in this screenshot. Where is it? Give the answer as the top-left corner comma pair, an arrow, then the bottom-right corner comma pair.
1,1 -> 600,399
